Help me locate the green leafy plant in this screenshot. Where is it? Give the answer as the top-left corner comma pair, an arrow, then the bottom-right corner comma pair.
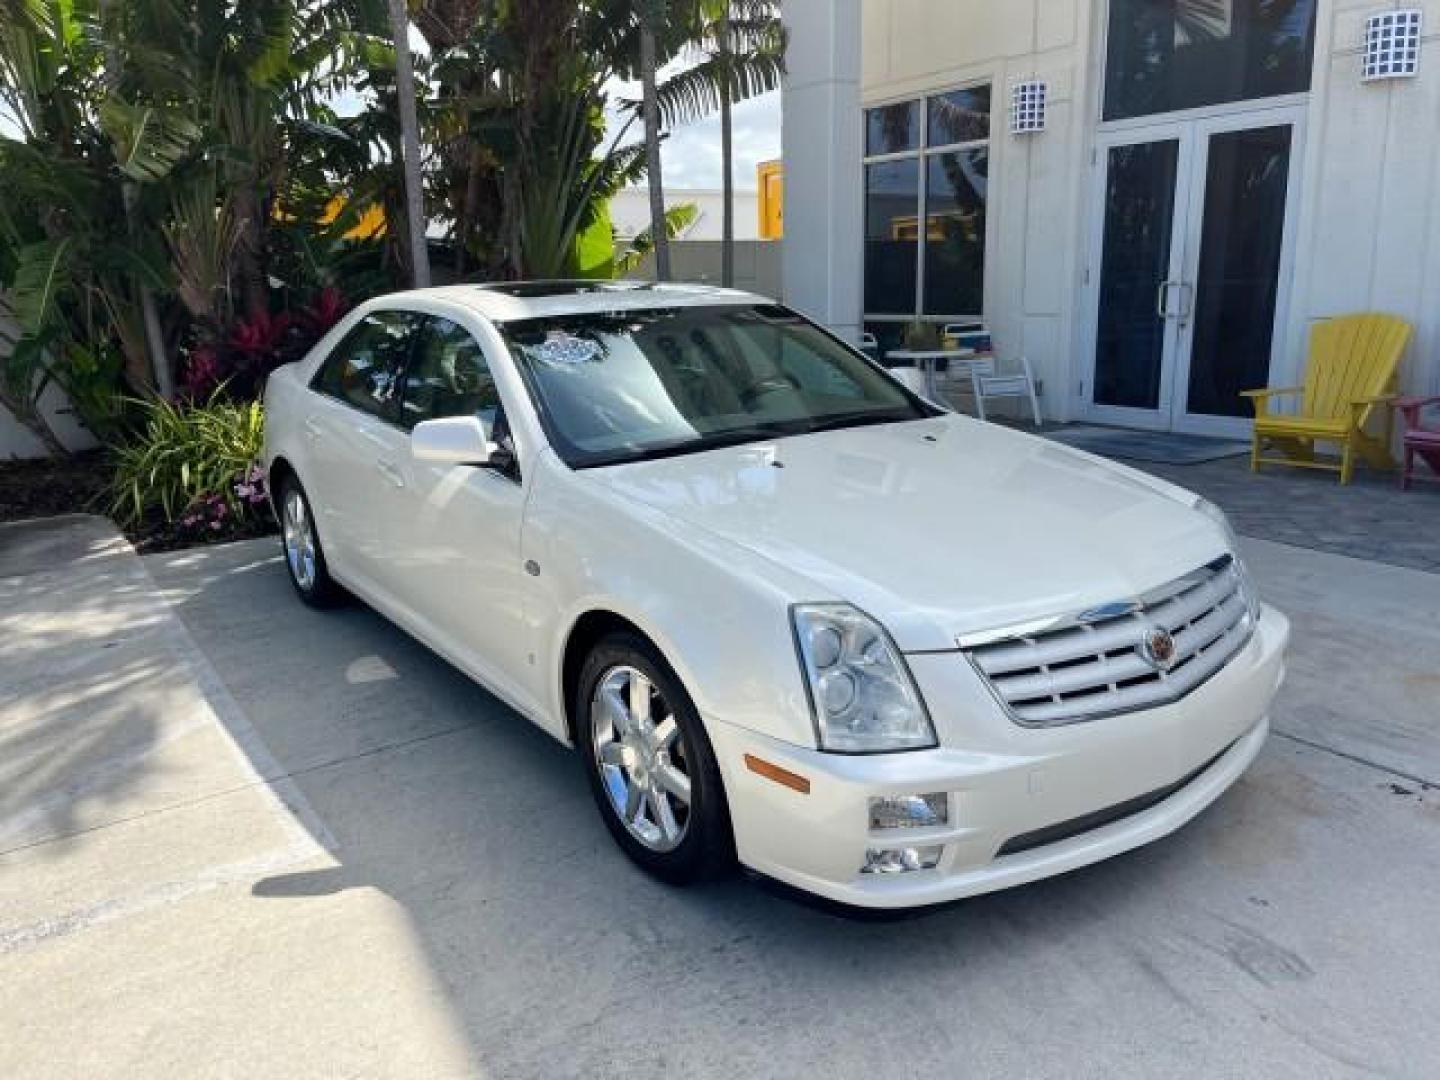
109,393 -> 267,528
616,202 -> 700,275
902,320 -> 941,351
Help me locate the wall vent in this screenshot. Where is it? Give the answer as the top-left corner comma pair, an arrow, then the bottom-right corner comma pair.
1363,10 -> 1422,81
1010,80 -> 1048,135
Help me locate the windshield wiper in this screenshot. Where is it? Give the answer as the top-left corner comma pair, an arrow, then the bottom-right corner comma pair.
583,426 -> 789,468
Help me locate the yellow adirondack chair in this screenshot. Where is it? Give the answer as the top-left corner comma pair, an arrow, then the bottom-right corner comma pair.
1243,313 -> 1412,485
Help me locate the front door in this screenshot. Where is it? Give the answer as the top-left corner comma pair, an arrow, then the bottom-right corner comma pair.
382,314 -> 542,717
1082,106 -> 1303,436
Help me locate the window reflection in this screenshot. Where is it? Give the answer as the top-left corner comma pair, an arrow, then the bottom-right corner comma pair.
924,150 -> 988,318
865,101 -> 921,156
864,160 -> 920,315
863,84 -> 991,327
1105,0 -> 1317,121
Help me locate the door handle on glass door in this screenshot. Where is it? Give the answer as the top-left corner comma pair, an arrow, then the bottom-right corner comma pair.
376,459 -> 405,489
1156,281 -> 1177,320
1176,282 -> 1194,328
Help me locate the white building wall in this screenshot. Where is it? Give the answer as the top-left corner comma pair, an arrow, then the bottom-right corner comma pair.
857,0 -> 1440,419
1286,0 -> 1440,397
0,307 -> 97,460
783,0 -> 865,342
610,188 -> 761,242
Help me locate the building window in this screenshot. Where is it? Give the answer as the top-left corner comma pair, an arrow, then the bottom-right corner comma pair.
864,84 -> 990,344
1104,0 -> 1318,122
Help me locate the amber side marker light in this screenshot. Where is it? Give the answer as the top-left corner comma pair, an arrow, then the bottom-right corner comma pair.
744,754 -> 811,794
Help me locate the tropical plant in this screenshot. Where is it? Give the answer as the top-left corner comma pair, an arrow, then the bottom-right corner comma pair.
179,287 -> 350,402
652,0 -> 784,286
616,202 -> 699,275
108,392 -> 266,528
420,0 -> 660,279
0,0 -> 394,455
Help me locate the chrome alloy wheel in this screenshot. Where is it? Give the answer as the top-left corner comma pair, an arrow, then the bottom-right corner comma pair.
282,487 -> 317,592
590,665 -> 692,853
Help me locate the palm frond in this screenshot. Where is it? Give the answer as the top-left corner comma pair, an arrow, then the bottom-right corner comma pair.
8,238 -> 72,334
100,98 -> 204,183
617,201 -> 698,274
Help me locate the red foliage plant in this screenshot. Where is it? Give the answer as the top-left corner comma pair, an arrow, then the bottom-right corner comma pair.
178,289 -> 350,404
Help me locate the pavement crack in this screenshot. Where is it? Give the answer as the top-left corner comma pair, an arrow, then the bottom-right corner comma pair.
1271,728 -> 1438,790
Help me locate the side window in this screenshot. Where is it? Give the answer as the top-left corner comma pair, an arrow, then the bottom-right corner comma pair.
313,312 -> 419,420
400,318 -> 501,431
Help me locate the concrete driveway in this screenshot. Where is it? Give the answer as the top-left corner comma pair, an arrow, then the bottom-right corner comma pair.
2,515 -> 1438,1079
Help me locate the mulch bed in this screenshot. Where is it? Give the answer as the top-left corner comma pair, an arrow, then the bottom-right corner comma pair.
0,451 -> 111,521
0,454 -> 276,554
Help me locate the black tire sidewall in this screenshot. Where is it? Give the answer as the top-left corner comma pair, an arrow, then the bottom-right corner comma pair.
575,633 -> 734,884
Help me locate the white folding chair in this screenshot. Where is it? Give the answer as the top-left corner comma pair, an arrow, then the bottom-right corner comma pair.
938,324 -> 1042,426
969,355 -> 1043,426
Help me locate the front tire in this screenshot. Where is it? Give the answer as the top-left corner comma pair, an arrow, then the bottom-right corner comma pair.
277,475 -> 343,608
576,633 -> 734,884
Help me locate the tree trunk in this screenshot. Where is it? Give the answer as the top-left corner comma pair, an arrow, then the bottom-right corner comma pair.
456,141 -> 486,277
231,185 -> 270,318
640,14 -> 671,282
141,288 -> 173,398
389,0 -> 432,288
720,45 -> 735,288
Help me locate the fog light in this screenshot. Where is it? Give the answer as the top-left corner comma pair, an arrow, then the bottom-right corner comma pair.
861,845 -> 943,874
869,793 -> 948,830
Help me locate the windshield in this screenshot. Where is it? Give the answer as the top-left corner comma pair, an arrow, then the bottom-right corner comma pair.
500,304 -> 932,467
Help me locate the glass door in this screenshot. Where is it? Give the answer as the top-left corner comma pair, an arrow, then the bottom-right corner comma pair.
1082,108 -> 1303,434
1084,128 -> 1195,431
1172,114 -> 1300,436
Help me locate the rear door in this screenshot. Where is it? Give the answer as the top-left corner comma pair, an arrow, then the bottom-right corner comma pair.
382,314 -> 541,713
305,310 -> 422,594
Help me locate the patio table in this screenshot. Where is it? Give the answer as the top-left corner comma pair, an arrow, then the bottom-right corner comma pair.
885,348 -> 991,402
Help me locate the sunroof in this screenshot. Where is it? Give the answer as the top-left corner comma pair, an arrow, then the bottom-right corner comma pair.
475,281 -> 655,299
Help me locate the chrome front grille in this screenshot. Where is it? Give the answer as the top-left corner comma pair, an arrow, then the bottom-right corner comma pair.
965,556 -> 1256,728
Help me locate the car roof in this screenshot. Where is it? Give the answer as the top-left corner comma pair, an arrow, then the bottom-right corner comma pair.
375,281 -> 773,324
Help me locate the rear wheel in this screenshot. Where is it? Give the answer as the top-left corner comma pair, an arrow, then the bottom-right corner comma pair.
576,634 -> 733,883
278,476 -> 343,608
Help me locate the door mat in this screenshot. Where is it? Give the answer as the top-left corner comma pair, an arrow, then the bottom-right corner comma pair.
1043,426 -> 1251,465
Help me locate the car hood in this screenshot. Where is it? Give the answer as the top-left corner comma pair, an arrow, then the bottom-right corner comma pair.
587,415 -> 1229,651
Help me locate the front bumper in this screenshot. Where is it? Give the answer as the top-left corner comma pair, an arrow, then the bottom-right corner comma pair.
707,604 -> 1289,909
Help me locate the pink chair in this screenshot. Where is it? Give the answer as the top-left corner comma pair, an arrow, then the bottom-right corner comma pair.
1397,396 -> 1440,490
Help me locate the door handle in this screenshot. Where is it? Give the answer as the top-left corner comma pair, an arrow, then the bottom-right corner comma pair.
1176,282 -> 1194,328
1156,281 -> 1177,320
303,417 -> 323,440
376,459 -> 405,489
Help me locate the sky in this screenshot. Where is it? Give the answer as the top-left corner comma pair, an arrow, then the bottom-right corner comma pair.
652,90 -> 782,193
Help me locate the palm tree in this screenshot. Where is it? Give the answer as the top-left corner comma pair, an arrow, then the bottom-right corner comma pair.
653,0 -> 783,286
637,0 -> 672,282
387,0 -> 432,287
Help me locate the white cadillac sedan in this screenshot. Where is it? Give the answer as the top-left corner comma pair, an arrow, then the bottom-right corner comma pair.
263,282 -> 1289,909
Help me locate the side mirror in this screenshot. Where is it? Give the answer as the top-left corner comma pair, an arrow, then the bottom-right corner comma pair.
411,416 -> 494,466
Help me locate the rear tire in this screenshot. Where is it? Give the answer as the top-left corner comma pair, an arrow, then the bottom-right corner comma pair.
277,475 -> 343,608
576,633 -> 734,884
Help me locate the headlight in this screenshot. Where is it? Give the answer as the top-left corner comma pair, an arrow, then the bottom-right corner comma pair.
792,604 -> 936,753
1195,498 -> 1261,621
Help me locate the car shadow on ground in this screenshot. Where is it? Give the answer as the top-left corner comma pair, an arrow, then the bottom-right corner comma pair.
149,539 -> 1436,1079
